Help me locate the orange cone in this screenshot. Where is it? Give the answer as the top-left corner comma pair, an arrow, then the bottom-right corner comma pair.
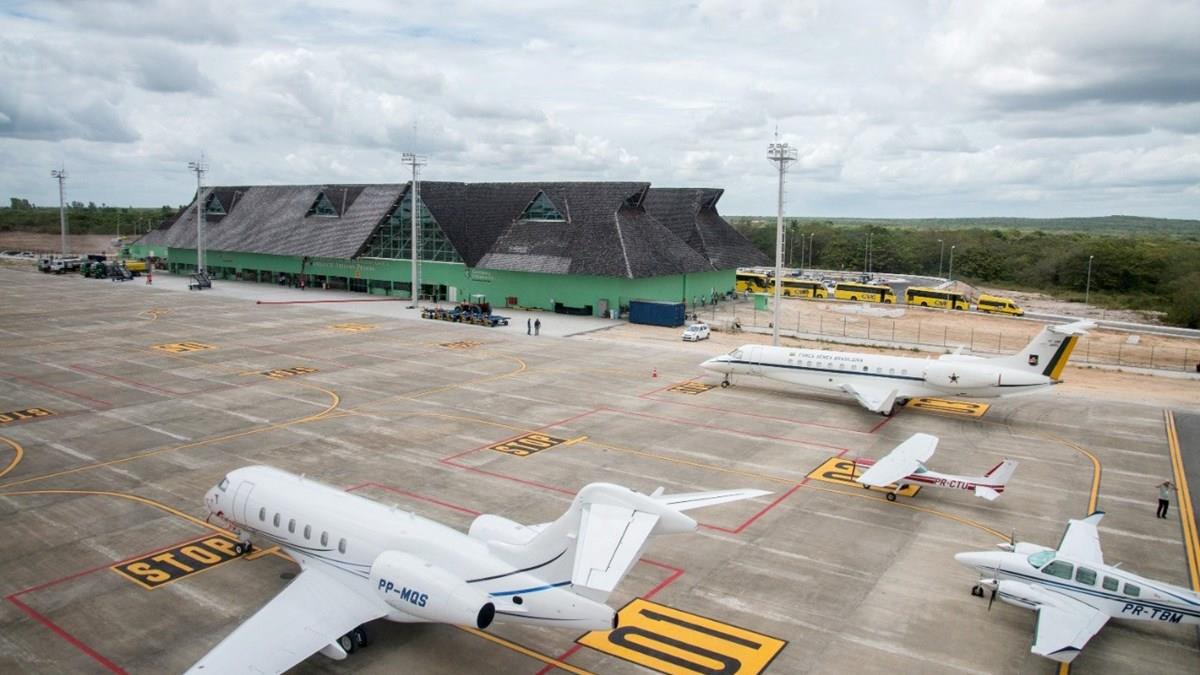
652,368 -> 658,378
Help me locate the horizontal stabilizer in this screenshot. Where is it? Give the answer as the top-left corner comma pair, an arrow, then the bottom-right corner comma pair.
1050,320 -> 1095,336
653,488 -> 772,512
571,503 -> 659,594
975,486 -> 1001,501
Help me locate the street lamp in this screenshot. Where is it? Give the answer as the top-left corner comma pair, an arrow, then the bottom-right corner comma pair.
948,245 -> 956,283
187,156 -> 208,278
51,167 -> 68,256
937,239 -> 944,278
808,233 -> 814,271
767,138 -> 798,346
1085,255 -> 1094,308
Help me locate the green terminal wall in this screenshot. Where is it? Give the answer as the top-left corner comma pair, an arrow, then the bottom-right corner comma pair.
158,247 -> 734,314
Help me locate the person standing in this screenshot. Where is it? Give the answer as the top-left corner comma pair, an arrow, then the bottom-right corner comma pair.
534,318 -> 541,336
1157,480 -> 1177,518
527,318 -> 531,335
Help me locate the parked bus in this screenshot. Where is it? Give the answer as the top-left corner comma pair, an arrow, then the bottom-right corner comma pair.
833,282 -> 896,303
782,278 -> 828,298
735,271 -> 771,294
905,286 -> 968,310
976,293 -> 1024,316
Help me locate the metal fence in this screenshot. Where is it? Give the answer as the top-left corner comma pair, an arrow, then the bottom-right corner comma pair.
726,305 -> 1200,373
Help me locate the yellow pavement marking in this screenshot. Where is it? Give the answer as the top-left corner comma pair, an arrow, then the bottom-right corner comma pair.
1165,410 -> 1200,591
260,366 -> 319,380
579,598 -> 786,675
0,436 -> 24,479
458,626 -> 595,675
668,382 -> 716,395
905,397 -> 989,418
0,383 -> 340,490
490,433 -> 571,457
1035,431 -> 1102,514
328,322 -> 375,333
244,545 -> 281,561
112,534 -> 245,590
139,308 -> 170,321
0,407 -> 56,425
440,340 -> 482,350
806,456 -> 921,498
152,341 -> 216,353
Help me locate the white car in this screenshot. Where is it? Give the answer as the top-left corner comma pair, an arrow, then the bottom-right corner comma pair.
681,323 -> 710,341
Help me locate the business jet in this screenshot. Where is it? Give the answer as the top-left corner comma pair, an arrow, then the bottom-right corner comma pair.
188,465 -> 769,673
955,512 -> 1200,663
700,320 -> 1093,415
854,433 -> 1017,501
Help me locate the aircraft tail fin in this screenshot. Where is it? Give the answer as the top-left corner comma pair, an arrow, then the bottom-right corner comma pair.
483,483 -> 768,602
986,321 -> 1093,380
976,460 -> 1018,500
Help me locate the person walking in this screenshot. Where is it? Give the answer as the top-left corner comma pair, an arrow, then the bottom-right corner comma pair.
534,318 -> 541,336
1156,480 -> 1177,518
527,318 -> 531,335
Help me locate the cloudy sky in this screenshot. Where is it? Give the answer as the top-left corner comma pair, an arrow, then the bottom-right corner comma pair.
1,0 -> 1197,218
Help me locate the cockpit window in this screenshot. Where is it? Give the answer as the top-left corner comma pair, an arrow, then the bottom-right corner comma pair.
1027,550 -> 1054,568
730,349 -> 742,359
218,478 -> 229,492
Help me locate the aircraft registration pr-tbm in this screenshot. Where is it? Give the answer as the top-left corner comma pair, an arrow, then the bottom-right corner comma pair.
187,465 -> 769,674
955,512 -> 1200,663
700,320 -> 1094,415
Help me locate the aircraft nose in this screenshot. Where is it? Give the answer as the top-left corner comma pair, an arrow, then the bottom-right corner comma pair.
954,551 -> 993,569
699,356 -> 723,372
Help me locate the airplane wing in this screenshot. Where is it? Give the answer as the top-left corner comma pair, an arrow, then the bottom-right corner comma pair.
572,502 -> 660,594
186,567 -> 388,674
856,433 -> 939,488
652,487 -> 772,511
1055,511 -> 1105,564
1030,594 -> 1110,663
839,382 -> 899,414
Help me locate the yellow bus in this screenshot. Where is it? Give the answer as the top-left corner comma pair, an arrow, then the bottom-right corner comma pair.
905,286 -> 968,310
833,282 -> 896,303
735,271 -> 771,294
782,278 -> 828,298
976,293 -> 1024,316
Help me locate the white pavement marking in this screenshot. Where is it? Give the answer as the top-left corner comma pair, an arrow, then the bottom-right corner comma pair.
97,410 -> 192,441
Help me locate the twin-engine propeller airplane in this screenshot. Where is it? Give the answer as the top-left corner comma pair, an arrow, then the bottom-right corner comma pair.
854,433 -> 1018,501
188,465 -> 769,674
955,512 -> 1200,664
700,320 -> 1094,416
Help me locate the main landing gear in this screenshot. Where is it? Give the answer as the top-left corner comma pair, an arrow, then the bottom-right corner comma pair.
337,626 -> 370,654
862,482 -> 904,501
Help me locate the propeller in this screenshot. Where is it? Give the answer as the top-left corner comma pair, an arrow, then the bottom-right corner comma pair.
984,561 -> 1002,611
996,527 -> 1017,552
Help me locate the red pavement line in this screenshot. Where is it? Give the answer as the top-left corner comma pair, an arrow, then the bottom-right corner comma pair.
350,483 -> 483,516
11,533 -> 212,597
440,408 -> 602,463
6,595 -> 127,674
534,644 -> 584,675
256,298 -> 406,305
867,413 -> 896,434
638,376 -> 692,397
443,462 -> 577,496
699,482 -> 804,534
597,406 -> 848,453
0,371 -> 113,409
642,390 -> 874,435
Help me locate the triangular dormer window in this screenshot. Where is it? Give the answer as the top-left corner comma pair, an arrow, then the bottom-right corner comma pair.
307,191 -> 338,217
519,192 -> 565,221
205,193 -> 226,215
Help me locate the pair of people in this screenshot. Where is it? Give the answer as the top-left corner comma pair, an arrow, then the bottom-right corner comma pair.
525,318 -> 541,336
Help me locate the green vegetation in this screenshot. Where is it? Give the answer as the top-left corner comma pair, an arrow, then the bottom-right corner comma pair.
729,215 -> 1200,238
732,218 -> 1200,328
1,201 -> 180,236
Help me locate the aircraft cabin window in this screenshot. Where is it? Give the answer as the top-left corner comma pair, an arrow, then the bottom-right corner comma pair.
1076,567 -> 1097,585
218,478 -> 229,492
258,507 -> 266,521
338,538 -> 347,554
304,525 -> 311,539
901,369 -> 908,375
288,518 -> 296,533
1041,560 -> 1074,580
889,368 -> 895,375
1027,550 -> 1054,568
1124,583 -> 1141,597
1102,576 -> 1119,591
862,366 -> 869,372
273,513 -> 281,527
321,531 -> 329,546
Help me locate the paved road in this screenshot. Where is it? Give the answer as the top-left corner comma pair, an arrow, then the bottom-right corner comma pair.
1174,411 -> 1200,532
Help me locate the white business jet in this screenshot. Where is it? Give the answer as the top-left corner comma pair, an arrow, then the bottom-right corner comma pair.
854,433 -> 1017,501
955,511 -> 1200,664
700,320 -> 1093,415
188,465 -> 769,673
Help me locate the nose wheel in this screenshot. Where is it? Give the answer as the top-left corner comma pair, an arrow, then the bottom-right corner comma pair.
971,585 -> 985,597
721,375 -> 731,388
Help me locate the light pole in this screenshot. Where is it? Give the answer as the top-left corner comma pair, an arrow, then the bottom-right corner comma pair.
187,156 -> 208,277
1085,255 -> 1094,308
51,167 -> 68,256
798,228 -> 805,274
402,152 -> 427,308
767,138 -> 797,346
937,239 -> 944,278
808,233 -> 814,271
948,245 -> 956,283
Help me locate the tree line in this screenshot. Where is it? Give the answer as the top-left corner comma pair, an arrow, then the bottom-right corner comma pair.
1,201 -> 179,236
732,219 -> 1200,328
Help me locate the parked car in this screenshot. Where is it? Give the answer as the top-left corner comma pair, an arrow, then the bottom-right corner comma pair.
681,323 -> 711,341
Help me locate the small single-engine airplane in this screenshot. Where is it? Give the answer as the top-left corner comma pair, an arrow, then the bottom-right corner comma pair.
700,320 -> 1093,415
188,465 -> 769,673
955,511 -> 1200,664
854,433 -> 1017,501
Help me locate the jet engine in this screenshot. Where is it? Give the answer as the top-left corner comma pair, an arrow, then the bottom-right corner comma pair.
370,551 -> 495,629
468,514 -> 539,546
923,361 -> 1000,392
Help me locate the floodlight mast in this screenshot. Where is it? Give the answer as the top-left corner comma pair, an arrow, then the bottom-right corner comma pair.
766,138 -> 797,346
402,152 -> 427,308
188,156 -> 209,277
50,167 -> 68,255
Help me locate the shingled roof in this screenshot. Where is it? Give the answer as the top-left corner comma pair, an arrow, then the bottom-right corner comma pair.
644,188 -> 769,269
142,181 -> 758,278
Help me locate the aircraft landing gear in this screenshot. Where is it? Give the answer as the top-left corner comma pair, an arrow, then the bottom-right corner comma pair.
232,532 -> 254,556
338,625 -> 370,655
721,374 -> 731,388
971,585 -> 985,597
885,492 -> 897,502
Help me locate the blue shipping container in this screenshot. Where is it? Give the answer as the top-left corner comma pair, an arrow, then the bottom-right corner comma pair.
629,300 -> 686,327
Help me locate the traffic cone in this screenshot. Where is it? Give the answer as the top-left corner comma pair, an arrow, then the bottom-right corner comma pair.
652,368 -> 658,378
146,270 -> 152,285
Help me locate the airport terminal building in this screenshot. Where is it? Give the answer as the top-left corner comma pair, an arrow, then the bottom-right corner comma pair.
129,181 -> 766,315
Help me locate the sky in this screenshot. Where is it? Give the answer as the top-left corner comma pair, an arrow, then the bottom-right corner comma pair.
1,0 -> 1197,218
